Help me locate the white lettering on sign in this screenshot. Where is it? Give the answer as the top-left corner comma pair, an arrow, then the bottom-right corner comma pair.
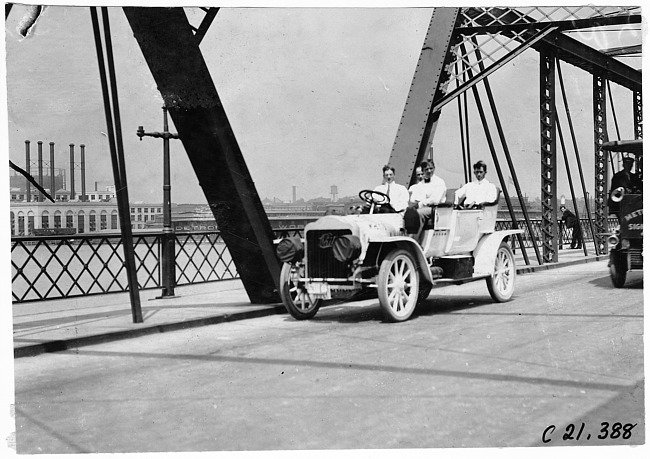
628,223 -> 643,231
624,209 -> 643,222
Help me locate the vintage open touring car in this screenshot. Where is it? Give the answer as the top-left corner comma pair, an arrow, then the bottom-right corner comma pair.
603,139 -> 643,288
275,188 -> 522,322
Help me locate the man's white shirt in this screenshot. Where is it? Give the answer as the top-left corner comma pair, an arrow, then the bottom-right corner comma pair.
409,175 -> 447,208
454,178 -> 498,206
374,181 -> 409,212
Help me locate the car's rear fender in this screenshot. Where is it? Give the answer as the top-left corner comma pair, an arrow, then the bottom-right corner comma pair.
473,230 -> 522,276
363,237 -> 434,284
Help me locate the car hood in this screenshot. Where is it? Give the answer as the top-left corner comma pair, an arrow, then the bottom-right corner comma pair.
305,214 -> 403,258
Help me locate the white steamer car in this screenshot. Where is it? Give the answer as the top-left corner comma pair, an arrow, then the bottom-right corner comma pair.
275,189 -> 522,322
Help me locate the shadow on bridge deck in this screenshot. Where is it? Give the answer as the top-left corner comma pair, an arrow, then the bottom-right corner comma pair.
12,247 -> 607,358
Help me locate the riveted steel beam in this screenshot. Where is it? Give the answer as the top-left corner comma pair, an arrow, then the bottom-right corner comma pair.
539,33 -> 641,93
593,73 -> 608,254
540,48 -> 558,263
633,90 -> 643,179
388,7 -> 461,187
124,7 -> 281,304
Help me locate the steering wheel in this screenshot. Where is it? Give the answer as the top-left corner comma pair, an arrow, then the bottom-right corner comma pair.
359,189 -> 390,207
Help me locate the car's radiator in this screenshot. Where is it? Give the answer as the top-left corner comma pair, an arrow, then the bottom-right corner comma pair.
306,229 -> 351,279
629,247 -> 643,269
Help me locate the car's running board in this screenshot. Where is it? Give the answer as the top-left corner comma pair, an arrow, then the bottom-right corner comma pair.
432,275 -> 490,285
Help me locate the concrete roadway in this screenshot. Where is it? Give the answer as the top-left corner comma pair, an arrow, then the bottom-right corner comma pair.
12,261 -> 644,453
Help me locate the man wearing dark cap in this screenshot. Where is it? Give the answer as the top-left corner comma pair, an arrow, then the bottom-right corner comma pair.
609,156 -> 641,218
611,156 -> 639,193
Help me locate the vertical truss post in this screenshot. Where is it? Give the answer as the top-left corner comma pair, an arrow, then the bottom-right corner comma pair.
540,49 -> 558,263
633,90 -> 643,178
593,73 -> 608,254
388,8 -> 460,186
633,90 -> 643,139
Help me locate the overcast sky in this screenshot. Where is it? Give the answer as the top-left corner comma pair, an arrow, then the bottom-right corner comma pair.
3,4 -> 642,205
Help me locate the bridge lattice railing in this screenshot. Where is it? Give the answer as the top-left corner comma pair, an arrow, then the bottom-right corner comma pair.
11,221 -> 614,303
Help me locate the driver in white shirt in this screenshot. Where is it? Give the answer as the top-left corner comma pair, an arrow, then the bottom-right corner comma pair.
372,164 -> 409,213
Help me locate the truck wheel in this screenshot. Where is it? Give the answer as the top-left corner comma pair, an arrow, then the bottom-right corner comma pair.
486,242 -> 516,302
378,249 -> 420,322
280,263 -> 322,320
609,252 -> 627,288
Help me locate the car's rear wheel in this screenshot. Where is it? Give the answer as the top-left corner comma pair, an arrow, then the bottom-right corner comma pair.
609,251 -> 627,288
378,249 -> 420,322
486,242 -> 516,302
280,263 -> 322,320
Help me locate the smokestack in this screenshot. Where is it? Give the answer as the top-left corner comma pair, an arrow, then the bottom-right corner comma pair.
49,142 -> 55,201
69,143 -> 75,201
80,144 -> 86,202
95,181 -> 98,192
25,140 -> 31,202
37,141 -> 43,202
292,186 -> 296,203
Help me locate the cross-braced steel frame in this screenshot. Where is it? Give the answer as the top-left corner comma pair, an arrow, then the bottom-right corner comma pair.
388,6 -> 640,266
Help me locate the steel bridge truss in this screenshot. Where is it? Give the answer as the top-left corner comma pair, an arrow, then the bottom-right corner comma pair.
106,6 -> 642,306
388,5 -> 641,265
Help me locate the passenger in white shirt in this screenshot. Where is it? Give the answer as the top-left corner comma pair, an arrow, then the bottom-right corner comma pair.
408,166 -> 423,194
454,160 -> 498,208
406,160 -> 447,237
371,164 -> 409,213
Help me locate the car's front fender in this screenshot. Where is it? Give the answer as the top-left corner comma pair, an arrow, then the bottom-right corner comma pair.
364,237 -> 434,284
473,230 -> 523,276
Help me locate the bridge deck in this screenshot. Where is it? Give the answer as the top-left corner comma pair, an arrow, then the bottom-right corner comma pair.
13,247 -> 606,358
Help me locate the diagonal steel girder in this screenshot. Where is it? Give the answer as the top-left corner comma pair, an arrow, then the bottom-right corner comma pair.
124,7 -> 281,304
538,32 -> 641,92
388,8 -> 462,187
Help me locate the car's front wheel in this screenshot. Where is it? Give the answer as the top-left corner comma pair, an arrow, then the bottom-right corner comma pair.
378,249 -> 420,322
486,242 -> 516,302
280,263 -> 323,320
